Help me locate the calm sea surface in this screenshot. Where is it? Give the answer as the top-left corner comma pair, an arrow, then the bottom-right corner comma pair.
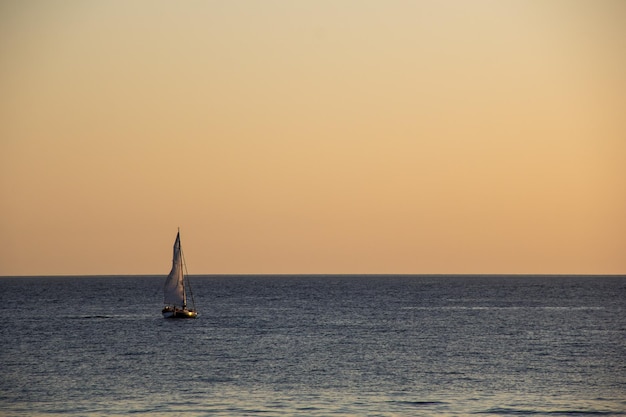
0,275 -> 625,416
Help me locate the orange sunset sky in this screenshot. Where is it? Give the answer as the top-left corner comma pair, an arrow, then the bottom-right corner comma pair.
1,0 -> 625,276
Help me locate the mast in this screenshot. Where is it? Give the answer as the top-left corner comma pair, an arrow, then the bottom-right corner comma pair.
181,251 -> 186,307
180,240 -> 195,310
180,228 -> 186,308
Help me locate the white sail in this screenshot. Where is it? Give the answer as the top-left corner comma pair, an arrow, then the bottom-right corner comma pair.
163,232 -> 186,307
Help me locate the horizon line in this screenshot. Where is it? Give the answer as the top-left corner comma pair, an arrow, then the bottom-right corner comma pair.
1,273 -> 625,278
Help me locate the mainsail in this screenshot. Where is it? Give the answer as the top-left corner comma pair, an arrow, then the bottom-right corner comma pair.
163,231 -> 186,307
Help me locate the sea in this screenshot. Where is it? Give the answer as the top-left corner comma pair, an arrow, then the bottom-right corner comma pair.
0,275 -> 624,416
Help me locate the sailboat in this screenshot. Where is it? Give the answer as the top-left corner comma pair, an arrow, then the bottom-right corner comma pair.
162,230 -> 198,318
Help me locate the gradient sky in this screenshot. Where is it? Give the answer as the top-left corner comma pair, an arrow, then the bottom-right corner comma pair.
1,0 -> 625,275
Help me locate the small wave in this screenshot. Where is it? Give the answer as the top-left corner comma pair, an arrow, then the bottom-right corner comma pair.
296,406 -> 321,411
68,314 -> 152,320
549,412 -> 626,416
391,400 -> 447,407
475,408 -> 540,415
199,376 -> 234,383
476,407 -> 624,415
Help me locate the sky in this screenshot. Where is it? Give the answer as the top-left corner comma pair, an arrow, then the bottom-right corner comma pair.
1,0 -> 625,276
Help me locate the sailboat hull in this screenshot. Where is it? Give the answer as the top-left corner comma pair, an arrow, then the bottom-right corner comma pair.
162,307 -> 198,319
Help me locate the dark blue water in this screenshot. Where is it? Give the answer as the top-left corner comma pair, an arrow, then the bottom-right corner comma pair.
1,275 -> 625,416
